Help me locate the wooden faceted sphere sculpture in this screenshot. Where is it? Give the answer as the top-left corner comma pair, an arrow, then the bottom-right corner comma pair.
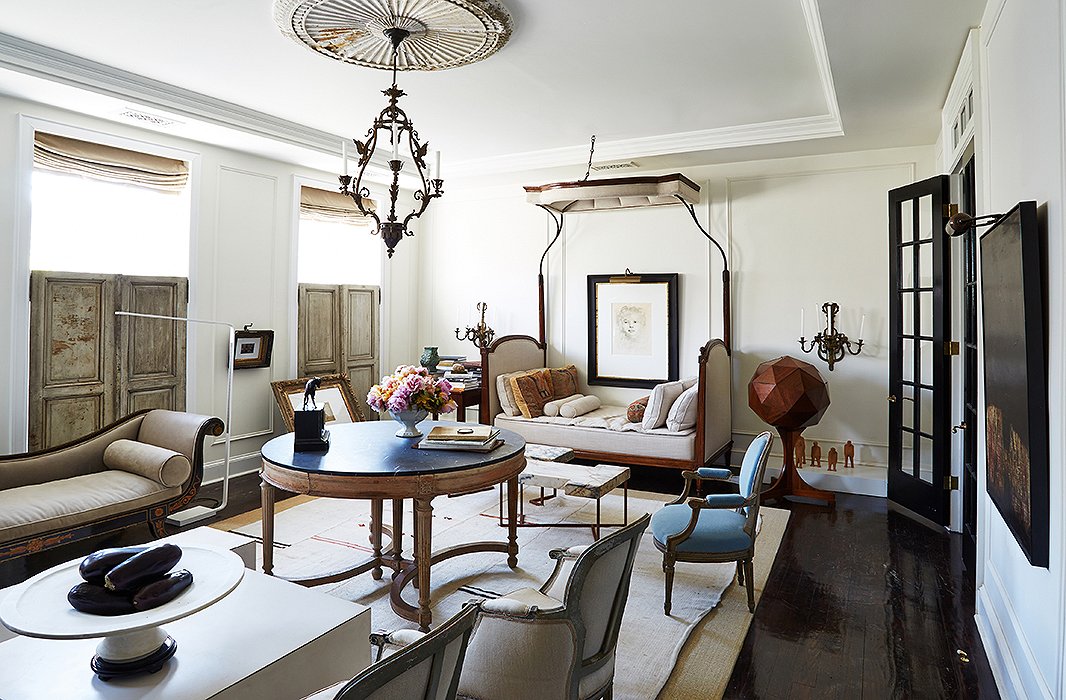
748,356 -> 835,506
748,356 -> 830,430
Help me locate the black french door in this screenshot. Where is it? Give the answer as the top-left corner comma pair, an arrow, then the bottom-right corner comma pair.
887,176 -> 952,526
959,156 -> 978,557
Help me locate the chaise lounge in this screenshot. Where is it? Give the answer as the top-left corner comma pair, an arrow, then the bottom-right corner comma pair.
0,409 -> 223,563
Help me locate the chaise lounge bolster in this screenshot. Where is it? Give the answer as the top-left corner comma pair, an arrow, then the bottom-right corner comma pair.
0,471 -> 179,543
104,439 -> 192,487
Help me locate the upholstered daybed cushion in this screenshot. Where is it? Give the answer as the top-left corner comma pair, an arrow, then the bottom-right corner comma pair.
0,471 -> 180,543
495,408 -> 695,462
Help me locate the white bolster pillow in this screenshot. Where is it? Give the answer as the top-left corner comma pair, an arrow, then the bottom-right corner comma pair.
543,394 -> 585,417
559,395 -> 602,418
104,439 -> 192,488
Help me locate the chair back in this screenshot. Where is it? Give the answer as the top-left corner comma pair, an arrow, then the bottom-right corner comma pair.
562,514 -> 651,665
738,431 -> 774,535
334,603 -> 479,700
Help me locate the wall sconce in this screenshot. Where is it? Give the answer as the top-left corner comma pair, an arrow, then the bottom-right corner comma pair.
455,302 -> 496,349
798,302 -> 864,371
945,210 -> 1004,237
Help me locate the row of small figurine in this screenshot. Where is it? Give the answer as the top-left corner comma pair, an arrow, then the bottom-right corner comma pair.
794,436 -> 854,471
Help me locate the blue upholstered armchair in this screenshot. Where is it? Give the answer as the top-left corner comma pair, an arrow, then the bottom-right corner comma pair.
649,431 -> 774,614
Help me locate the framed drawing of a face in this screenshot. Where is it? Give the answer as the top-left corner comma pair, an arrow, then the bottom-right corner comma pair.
587,273 -> 679,388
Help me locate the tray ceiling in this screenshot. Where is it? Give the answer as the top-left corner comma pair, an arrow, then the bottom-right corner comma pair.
0,0 -> 985,174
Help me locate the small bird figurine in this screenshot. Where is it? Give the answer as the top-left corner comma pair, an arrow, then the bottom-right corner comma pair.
303,377 -> 322,411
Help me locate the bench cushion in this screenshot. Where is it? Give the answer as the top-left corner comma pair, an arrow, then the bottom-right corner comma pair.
0,471 -> 180,543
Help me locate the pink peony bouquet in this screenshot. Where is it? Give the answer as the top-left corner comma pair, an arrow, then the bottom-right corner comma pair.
367,365 -> 455,415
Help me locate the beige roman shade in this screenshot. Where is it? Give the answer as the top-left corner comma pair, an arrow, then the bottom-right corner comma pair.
33,132 -> 189,192
300,185 -> 376,225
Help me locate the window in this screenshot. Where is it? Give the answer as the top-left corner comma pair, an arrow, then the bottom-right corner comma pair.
29,132 -> 190,276
297,185 -> 381,286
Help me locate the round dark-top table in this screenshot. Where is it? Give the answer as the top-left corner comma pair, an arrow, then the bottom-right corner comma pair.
260,420 -> 526,630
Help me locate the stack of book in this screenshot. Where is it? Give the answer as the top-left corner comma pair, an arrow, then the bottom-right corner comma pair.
417,425 -> 501,452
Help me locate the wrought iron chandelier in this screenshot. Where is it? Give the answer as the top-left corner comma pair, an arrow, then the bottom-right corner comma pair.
274,0 -> 514,257
340,27 -> 442,258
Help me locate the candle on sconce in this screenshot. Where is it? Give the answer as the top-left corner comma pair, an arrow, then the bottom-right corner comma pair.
342,140 -> 349,177
858,314 -> 866,340
391,123 -> 399,160
800,308 -> 805,339
435,151 -> 441,180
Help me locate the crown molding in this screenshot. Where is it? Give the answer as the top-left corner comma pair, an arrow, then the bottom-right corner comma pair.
0,32 -> 346,153
448,114 -> 844,176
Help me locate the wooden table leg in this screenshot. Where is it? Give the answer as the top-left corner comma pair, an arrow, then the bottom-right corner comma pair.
414,497 -> 433,631
370,498 -> 383,580
391,498 -> 404,579
507,475 -> 519,568
260,476 -> 275,576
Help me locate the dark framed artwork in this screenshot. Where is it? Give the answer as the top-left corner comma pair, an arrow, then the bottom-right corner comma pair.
587,273 -> 679,388
979,200 -> 1049,568
233,329 -> 274,370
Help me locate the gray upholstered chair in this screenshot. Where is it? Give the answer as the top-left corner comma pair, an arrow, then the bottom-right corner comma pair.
650,431 -> 774,614
454,513 -> 650,700
302,603 -> 480,700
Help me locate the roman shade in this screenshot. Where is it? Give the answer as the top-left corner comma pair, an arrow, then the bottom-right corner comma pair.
300,185 -> 376,225
33,132 -> 188,192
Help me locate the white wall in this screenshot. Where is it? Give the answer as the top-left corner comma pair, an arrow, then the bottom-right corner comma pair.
419,145 -> 934,469
0,96 -> 419,480
974,0 -> 1066,697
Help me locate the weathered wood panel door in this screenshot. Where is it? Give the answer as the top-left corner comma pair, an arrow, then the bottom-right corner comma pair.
297,283 -> 380,420
29,272 -> 115,450
116,276 -> 188,415
29,271 -> 188,450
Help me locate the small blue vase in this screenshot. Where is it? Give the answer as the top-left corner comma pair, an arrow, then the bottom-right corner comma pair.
420,346 -> 440,373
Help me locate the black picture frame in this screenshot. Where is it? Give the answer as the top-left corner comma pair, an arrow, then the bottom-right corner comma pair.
587,273 -> 679,389
233,329 -> 274,370
979,200 -> 1049,567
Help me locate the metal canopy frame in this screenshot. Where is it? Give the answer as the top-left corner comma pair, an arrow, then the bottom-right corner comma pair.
528,173 -> 731,351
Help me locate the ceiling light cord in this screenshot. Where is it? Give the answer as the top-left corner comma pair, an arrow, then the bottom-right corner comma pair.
581,135 -> 596,181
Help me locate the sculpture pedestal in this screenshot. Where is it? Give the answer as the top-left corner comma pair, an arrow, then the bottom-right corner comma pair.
747,356 -> 834,507
759,428 -> 835,505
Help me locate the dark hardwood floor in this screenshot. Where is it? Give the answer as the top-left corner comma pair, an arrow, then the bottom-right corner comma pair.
724,494 -> 999,700
1,470 -> 1000,699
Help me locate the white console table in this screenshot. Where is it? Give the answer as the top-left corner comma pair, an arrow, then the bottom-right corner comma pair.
0,528 -> 371,699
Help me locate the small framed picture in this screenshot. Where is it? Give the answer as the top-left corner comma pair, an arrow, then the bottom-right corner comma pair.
233,329 -> 274,370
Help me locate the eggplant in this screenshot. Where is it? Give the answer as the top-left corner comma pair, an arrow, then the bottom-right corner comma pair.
78,546 -> 149,585
67,582 -> 137,616
131,569 -> 194,611
104,543 -> 182,592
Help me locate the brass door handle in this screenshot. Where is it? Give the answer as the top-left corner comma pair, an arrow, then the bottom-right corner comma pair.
952,422 -> 968,434
887,395 -> 897,403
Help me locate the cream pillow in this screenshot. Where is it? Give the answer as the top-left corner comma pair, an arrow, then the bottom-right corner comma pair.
543,394 -> 584,417
496,372 -> 524,417
642,379 -> 687,430
559,395 -> 602,418
104,439 -> 191,488
665,383 -> 700,432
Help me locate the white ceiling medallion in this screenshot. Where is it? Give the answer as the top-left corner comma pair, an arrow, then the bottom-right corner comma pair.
273,0 -> 514,71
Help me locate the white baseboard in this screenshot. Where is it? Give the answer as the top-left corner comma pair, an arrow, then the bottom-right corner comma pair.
976,564 -> 1054,700
202,451 -> 262,486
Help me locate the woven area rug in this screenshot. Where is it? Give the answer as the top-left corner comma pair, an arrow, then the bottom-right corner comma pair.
214,488 -> 788,699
